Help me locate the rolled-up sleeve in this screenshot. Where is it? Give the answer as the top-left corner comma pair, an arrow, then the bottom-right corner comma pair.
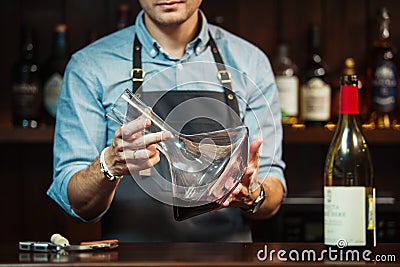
47,53 -> 108,221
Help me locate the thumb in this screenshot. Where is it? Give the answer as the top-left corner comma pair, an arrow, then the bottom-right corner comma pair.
248,137 -> 262,165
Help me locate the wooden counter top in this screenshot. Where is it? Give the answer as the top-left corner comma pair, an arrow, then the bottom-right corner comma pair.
0,242 -> 398,266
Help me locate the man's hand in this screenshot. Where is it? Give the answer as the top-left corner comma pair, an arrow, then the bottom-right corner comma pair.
105,110 -> 172,176
221,137 -> 262,208
68,110 -> 172,220
220,137 -> 284,219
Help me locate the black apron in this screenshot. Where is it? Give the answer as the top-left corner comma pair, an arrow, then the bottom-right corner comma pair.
102,33 -> 251,242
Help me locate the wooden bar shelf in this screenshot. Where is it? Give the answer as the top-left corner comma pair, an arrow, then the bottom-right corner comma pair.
0,127 -> 54,143
1,126 -> 400,144
283,125 -> 400,144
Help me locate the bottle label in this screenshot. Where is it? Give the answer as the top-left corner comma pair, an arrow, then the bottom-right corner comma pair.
324,186 -> 366,246
301,78 -> 331,121
275,75 -> 299,117
43,73 -> 63,117
367,188 -> 376,231
371,61 -> 398,112
12,82 -> 41,118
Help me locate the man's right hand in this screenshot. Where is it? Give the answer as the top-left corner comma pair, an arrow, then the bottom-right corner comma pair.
106,110 -> 172,176
67,111 -> 172,220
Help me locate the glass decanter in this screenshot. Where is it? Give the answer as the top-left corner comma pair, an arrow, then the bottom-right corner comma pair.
107,89 -> 249,220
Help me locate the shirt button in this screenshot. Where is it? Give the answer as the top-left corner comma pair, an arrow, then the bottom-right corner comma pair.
177,63 -> 183,70
150,49 -> 156,56
196,47 -> 202,54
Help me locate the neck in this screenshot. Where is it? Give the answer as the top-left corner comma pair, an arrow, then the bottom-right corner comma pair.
143,12 -> 200,59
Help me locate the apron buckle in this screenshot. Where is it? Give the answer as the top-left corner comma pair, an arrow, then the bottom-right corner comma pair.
131,68 -> 146,82
217,70 -> 231,84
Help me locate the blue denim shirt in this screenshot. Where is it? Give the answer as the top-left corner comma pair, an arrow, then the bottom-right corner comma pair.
47,10 -> 286,241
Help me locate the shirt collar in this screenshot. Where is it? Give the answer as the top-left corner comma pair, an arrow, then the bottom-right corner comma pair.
135,9 -> 210,59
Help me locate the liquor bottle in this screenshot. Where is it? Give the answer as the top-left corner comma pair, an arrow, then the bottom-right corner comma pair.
43,24 -> 69,125
366,7 -> 399,129
300,23 -> 331,127
11,27 -> 42,128
324,74 -> 375,249
116,4 -> 131,30
273,42 -> 299,125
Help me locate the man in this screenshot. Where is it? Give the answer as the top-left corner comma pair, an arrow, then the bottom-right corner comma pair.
47,0 -> 286,241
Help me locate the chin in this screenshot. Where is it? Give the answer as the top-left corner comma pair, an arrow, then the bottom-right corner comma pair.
157,13 -> 189,26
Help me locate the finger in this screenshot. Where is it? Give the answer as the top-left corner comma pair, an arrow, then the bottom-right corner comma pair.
125,149 -> 161,171
121,115 -> 151,138
248,137 -> 263,166
219,183 -> 244,208
126,148 -> 153,160
125,144 -> 158,160
240,166 -> 254,188
231,183 -> 243,195
221,199 -> 230,207
130,131 -> 172,149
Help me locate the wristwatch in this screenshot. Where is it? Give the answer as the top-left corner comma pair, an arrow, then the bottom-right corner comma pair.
99,148 -> 123,181
242,182 -> 265,214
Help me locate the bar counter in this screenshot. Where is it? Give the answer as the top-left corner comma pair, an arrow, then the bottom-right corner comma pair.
0,242 -> 399,266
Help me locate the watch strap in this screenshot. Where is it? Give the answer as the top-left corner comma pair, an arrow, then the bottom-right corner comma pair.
241,182 -> 265,214
100,148 -> 123,181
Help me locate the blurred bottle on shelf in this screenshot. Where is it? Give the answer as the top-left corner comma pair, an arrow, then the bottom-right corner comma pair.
11,27 -> 42,128
273,42 -> 299,125
42,24 -> 70,126
117,4 -> 132,30
331,58 -> 367,125
300,23 -> 332,127
366,6 -> 399,129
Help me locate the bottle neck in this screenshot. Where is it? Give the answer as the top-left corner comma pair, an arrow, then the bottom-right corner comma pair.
379,19 -> 390,40
274,43 -> 297,75
340,85 -> 359,115
20,29 -> 35,61
117,4 -> 130,30
22,41 -> 34,61
53,31 -> 68,56
338,84 -> 360,127
118,11 -> 129,29
309,24 -> 321,55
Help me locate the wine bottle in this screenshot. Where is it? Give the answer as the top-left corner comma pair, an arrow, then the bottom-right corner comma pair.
366,7 -> 399,129
273,42 -> 299,125
324,75 -> 375,249
300,23 -> 331,127
43,24 -> 69,125
116,4 -> 131,30
11,27 -> 42,128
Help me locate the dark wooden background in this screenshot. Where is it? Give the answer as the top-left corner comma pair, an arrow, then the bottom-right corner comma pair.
1,0 -> 400,244
2,0 -> 400,124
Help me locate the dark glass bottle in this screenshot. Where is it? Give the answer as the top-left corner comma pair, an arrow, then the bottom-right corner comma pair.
300,23 -> 332,127
366,7 -> 399,129
324,75 -> 375,250
43,24 -> 69,125
116,4 -> 131,30
273,42 -> 299,125
11,27 -> 42,128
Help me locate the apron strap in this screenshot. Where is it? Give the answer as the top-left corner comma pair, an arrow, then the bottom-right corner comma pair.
131,32 -> 239,115
131,36 -> 145,94
207,33 -> 239,114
